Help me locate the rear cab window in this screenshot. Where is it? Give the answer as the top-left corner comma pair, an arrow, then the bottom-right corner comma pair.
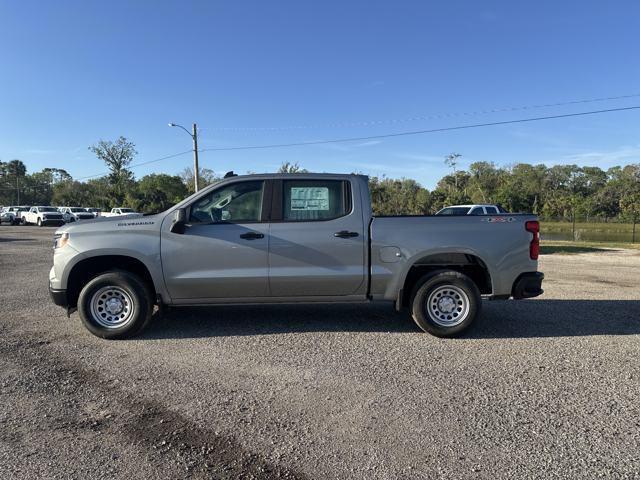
438,207 -> 471,216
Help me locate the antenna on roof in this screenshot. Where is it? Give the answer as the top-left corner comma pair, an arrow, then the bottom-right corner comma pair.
224,171 -> 237,178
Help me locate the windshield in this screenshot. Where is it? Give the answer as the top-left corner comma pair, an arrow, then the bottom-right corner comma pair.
39,207 -> 58,212
437,207 -> 471,216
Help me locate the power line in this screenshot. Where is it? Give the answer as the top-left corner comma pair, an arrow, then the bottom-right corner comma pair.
203,93 -> 640,132
2,105 -> 638,190
199,105 -> 640,153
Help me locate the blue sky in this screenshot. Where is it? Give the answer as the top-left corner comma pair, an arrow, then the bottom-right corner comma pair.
1,0 -> 639,188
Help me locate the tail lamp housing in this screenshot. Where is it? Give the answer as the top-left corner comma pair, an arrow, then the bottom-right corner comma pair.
525,220 -> 540,260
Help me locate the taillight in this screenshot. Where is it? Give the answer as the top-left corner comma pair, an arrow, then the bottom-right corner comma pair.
525,220 -> 540,260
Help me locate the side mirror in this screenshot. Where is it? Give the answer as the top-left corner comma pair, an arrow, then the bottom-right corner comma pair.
170,208 -> 187,234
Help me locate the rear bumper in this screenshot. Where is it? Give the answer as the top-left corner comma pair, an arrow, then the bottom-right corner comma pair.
49,285 -> 68,308
512,272 -> 544,299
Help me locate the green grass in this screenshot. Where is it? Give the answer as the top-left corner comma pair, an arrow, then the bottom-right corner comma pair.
540,221 -> 638,243
540,244 -> 610,255
541,239 -> 640,255
541,221 -> 635,232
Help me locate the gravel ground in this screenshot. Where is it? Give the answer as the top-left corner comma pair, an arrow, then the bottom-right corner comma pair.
1,226 -> 639,479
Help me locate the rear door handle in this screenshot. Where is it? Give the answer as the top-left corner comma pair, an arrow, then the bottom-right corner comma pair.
334,230 -> 359,238
239,232 -> 264,240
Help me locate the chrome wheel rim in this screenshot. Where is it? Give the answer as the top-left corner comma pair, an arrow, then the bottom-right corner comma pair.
426,285 -> 470,327
89,286 -> 135,329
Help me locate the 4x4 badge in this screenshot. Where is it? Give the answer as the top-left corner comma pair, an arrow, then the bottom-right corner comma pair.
482,216 -> 516,223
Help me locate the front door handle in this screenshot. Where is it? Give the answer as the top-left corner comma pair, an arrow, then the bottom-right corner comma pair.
239,232 -> 264,240
334,230 -> 359,238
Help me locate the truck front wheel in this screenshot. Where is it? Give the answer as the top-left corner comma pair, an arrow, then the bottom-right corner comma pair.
410,270 -> 481,337
77,271 -> 153,339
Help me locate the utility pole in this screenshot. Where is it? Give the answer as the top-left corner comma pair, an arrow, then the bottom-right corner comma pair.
192,123 -> 200,192
169,122 -> 200,192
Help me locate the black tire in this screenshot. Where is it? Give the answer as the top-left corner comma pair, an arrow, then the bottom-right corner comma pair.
410,270 -> 481,337
37,218 -> 42,227
77,270 -> 154,339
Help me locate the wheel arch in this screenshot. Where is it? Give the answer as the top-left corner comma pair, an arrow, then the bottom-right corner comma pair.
398,251 -> 493,309
66,254 -> 157,309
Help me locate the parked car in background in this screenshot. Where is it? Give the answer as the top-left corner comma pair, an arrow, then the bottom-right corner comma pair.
85,208 -> 102,217
0,207 -> 13,225
101,208 -> 142,218
49,173 -> 543,339
22,206 -> 65,226
14,206 -> 32,223
1,206 -> 30,225
59,207 -> 95,223
436,204 -> 508,216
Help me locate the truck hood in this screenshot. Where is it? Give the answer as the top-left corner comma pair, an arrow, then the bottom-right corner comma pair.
55,213 -> 165,235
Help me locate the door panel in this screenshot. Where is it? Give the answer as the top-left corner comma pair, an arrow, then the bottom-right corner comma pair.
268,180 -> 366,296
160,180 -> 269,300
162,223 -> 269,299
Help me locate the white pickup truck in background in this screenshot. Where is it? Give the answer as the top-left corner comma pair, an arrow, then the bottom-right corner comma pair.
1,206 -> 30,225
59,207 -> 96,223
22,206 -> 65,226
101,208 -> 142,218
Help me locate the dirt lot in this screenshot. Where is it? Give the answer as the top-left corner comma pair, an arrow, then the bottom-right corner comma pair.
1,226 -> 639,479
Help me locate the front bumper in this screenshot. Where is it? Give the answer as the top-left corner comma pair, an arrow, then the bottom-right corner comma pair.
49,285 -> 68,307
512,272 -> 544,299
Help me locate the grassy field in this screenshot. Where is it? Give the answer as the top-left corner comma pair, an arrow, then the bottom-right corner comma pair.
541,239 -> 640,255
541,221 -> 638,243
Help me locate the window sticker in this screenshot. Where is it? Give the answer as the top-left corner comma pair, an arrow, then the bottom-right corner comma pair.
290,187 -> 330,211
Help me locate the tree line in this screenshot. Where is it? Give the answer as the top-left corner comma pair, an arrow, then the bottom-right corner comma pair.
1,138 -> 639,221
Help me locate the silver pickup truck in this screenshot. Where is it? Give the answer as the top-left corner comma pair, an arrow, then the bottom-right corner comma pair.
49,173 -> 543,339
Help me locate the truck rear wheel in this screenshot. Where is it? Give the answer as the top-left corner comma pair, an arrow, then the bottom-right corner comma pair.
77,271 -> 153,339
410,270 -> 481,337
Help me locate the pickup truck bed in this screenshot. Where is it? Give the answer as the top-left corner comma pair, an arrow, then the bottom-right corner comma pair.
370,214 -> 539,302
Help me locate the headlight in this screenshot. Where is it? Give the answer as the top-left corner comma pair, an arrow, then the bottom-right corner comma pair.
54,232 -> 70,249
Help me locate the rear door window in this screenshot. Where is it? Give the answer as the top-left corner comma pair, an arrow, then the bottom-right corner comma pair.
281,180 -> 349,221
486,206 -> 498,214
